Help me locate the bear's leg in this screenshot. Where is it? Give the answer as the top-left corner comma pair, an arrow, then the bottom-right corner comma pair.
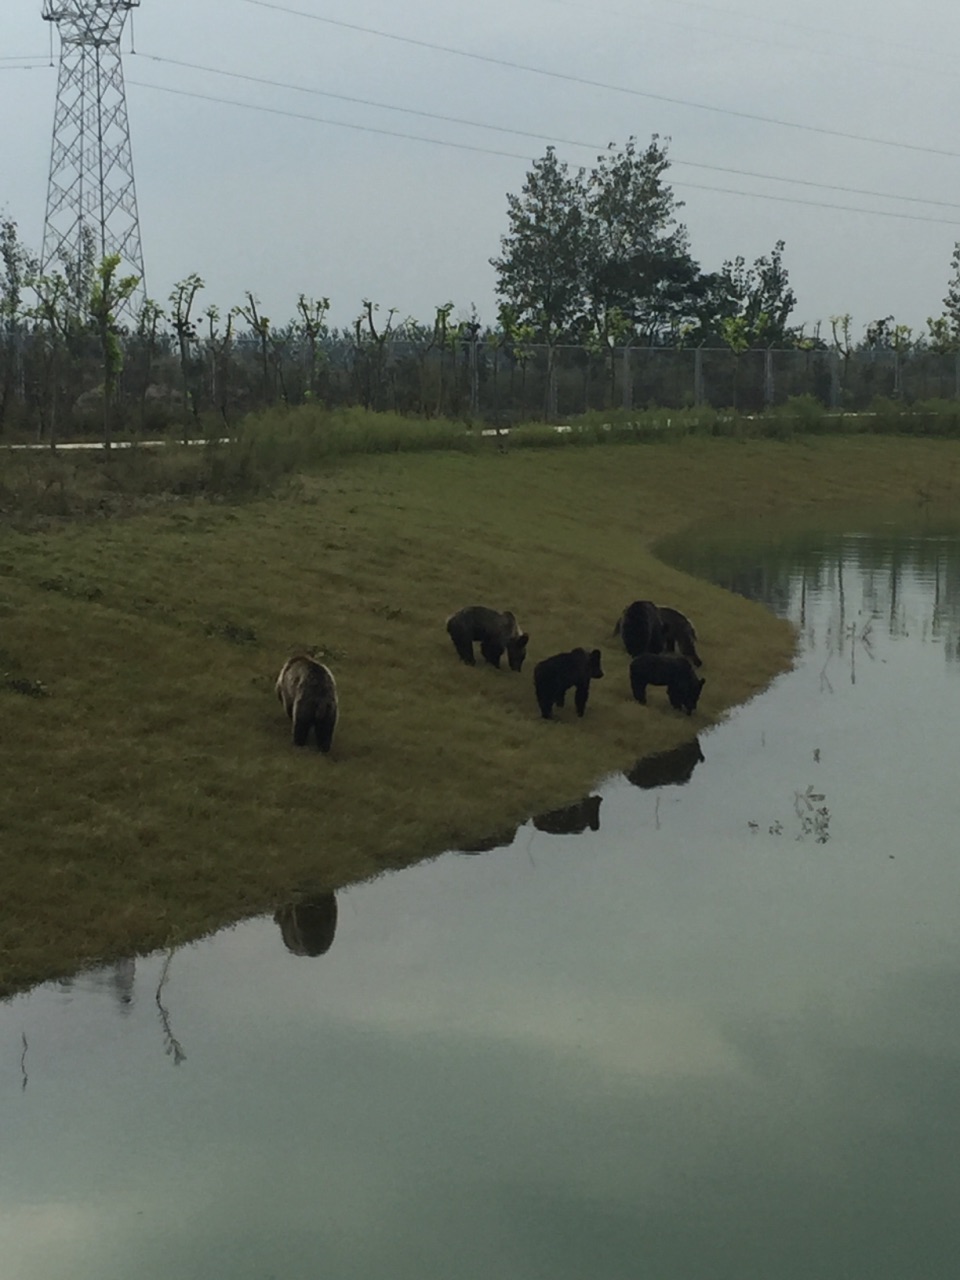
534,674 -> 554,719
555,689 -> 566,708
292,703 -> 313,746
630,674 -> 648,704
479,638 -> 503,667
449,628 -> 476,664
574,681 -> 590,717
316,710 -> 337,753
680,637 -> 703,667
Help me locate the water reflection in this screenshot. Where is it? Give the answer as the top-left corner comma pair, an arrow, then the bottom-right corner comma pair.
662,520 -> 960,664
5,518 -> 960,1280
532,794 -> 602,835
625,738 -> 705,790
274,893 -> 339,958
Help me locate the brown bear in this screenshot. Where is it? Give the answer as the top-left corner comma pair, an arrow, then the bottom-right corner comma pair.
629,653 -> 705,716
276,654 -> 339,752
534,647 -> 604,720
657,605 -> 703,667
615,600 -> 664,657
446,605 -> 529,671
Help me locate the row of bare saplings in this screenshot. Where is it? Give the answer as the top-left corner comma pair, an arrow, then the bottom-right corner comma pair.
3,329 -> 960,441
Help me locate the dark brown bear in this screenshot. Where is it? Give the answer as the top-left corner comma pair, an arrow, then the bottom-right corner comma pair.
629,653 -> 705,716
446,605 -> 529,671
657,605 -> 703,667
276,654 -> 339,751
534,647 -> 604,720
614,600 -> 664,657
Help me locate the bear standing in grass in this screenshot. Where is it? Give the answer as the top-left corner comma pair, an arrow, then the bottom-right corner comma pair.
615,600 -> 664,657
534,647 -> 604,720
446,605 -> 529,671
276,654 -> 339,752
629,653 -> 704,716
657,605 -> 703,667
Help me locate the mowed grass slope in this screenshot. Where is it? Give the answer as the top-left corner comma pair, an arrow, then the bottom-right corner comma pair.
2,433 -> 959,996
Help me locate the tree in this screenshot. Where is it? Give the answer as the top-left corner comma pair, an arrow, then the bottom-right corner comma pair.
491,146 -> 586,343
169,274 -> 205,432
943,241 -> 960,339
295,294 -> 330,404
88,253 -> 140,448
581,136 -> 700,347
0,218 -> 37,432
27,270 -> 73,448
491,147 -> 587,416
700,241 -> 798,347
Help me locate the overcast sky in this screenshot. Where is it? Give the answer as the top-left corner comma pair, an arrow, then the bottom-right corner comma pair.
4,0 -> 960,338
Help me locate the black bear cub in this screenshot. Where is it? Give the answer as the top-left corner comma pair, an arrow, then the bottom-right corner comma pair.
534,647 -> 604,720
446,605 -> 529,671
629,653 -> 704,716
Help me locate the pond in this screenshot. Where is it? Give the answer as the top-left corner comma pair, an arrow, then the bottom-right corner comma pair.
2,518 -> 960,1279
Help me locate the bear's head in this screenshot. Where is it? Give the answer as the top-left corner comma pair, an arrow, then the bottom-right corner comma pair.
588,648 -> 604,679
506,632 -> 530,672
677,675 -> 705,715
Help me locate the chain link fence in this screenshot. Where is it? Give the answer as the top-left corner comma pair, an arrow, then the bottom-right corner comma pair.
3,332 -> 960,436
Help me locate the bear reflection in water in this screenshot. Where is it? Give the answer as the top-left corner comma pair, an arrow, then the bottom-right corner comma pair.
457,793 -> 603,855
274,892 -> 339,957
625,738 -> 705,790
533,793 -> 602,835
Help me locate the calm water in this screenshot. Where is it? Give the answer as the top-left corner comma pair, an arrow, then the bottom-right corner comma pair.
3,522 -> 960,1280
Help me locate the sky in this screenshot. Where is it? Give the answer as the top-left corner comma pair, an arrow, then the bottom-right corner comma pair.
3,0 -> 960,339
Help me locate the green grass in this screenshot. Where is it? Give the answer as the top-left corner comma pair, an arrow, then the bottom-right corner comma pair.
3,425 -> 960,997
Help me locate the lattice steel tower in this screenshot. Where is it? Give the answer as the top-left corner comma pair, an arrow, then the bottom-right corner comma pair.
41,1 -> 146,312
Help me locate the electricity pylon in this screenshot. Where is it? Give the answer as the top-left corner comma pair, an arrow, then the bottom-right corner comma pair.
40,2 -> 146,315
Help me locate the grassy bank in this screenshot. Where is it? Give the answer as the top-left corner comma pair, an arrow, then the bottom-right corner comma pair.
2,428 -> 960,997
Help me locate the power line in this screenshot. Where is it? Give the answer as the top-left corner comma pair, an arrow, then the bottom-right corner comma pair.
127,78 -> 960,227
237,0 -> 960,161
136,52 -> 960,214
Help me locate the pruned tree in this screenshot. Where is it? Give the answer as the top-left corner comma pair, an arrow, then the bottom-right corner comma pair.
295,294 -> 331,404
0,218 -> 37,433
27,271 -> 75,448
169,274 -> 205,434
88,253 -> 141,448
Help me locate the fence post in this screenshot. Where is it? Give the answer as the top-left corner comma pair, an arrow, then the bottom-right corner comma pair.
764,347 -> 775,407
830,350 -> 840,410
621,344 -> 632,412
467,334 -> 479,418
694,345 -> 704,406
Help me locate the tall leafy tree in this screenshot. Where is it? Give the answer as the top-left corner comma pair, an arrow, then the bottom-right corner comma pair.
490,146 -> 587,345
581,136 -> 700,347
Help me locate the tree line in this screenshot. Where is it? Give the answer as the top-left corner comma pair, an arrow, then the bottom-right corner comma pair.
4,135 -> 960,439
